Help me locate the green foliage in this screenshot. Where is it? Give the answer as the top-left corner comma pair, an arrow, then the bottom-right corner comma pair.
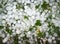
0,26 -> 4,29
53,27 -> 60,37
16,3 -> 24,10
14,35 -> 18,44
47,21 -> 60,37
24,15 -> 29,20
26,3 -> 31,7
45,15 -> 52,22
41,1 -> 50,10
48,15 -> 52,19
29,27 -> 33,31
5,24 -> 12,35
21,34 -> 30,44
0,4 -> 2,8
58,2 -> 60,7
35,4 -> 40,9
29,26 -> 36,31
48,28 -> 53,35
0,37 -> 3,44
3,0 -> 8,6
35,20 -> 41,26
48,22 -> 52,27
6,28 -> 12,35
37,32 -> 43,38
22,34 -> 29,40
52,25 -> 60,37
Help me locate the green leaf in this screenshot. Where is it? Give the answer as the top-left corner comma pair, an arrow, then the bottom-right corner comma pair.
48,28 -> 53,35
41,1 -> 50,10
0,4 -> 2,8
14,34 -> 18,44
16,3 -> 24,10
6,28 -> 12,35
29,27 -> 33,31
26,3 -> 31,7
24,15 -> 29,20
0,26 -> 4,29
35,4 -> 40,9
35,20 -> 41,26
5,24 -> 12,35
58,2 -> 60,7
37,32 -> 43,38
48,15 -> 52,19
0,37 -> 3,44
29,26 -> 36,31
37,32 -> 42,37
48,22 -> 52,27
22,34 -> 29,40
53,26 -> 60,37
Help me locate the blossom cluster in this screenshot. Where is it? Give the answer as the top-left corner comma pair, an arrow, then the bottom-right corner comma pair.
0,0 -> 60,44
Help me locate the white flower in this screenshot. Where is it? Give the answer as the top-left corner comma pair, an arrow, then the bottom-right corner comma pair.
26,31 -> 31,37
3,37 -> 8,43
48,38 -> 52,43
0,0 -> 59,43
52,37 -> 55,40
2,16 -> 6,19
45,32 -> 49,37
26,0 -> 31,3
20,33 -> 25,37
6,6 -> 12,11
45,0 -> 49,3
21,0 -> 25,3
1,34 -> 5,38
24,6 -> 28,9
16,0 -> 22,3
40,23 -> 48,32
14,16 -> 19,20
7,11 -> 12,14
52,19 -> 60,27
16,29 -> 20,34
3,34 -> 10,43
53,40 -> 56,43
53,33 -> 58,37
2,20 -> 6,24
12,9 -> 16,13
